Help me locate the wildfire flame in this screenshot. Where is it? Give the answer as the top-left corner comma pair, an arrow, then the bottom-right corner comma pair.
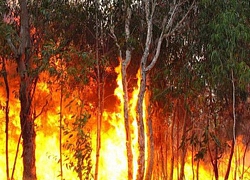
91,60 -> 142,180
0,62 -> 250,180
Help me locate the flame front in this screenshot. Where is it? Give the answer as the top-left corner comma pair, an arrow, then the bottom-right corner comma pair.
0,62 -> 250,180
91,61 -> 142,179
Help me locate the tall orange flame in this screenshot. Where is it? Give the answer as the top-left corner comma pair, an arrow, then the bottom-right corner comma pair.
0,62 -> 250,180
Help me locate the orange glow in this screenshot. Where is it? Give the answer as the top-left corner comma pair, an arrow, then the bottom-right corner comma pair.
91,60 -> 143,179
0,62 -> 250,180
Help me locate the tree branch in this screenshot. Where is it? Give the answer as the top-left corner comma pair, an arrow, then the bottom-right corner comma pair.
164,0 -> 195,39
6,37 -> 18,58
141,0 -> 153,70
110,19 -> 122,59
124,2 -> 132,68
145,0 -> 195,72
33,100 -> 48,120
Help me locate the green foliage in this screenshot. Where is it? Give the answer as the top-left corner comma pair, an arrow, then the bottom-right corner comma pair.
0,16 -> 19,57
63,112 -> 93,180
197,0 -> 250,93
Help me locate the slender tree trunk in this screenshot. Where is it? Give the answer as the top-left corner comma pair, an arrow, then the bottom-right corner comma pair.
136,2 -> 155,178
176,109 -> 180,180
5,0 -> 36,179
169,121 -> 175,180
111,2 -> 133,178
11,134 -> 21,179
145,119 -> 154,180
191,124 -> 195,180
241,138 -> 250,179
121,59 -> 133,180
94,54 -> 101,179
214,121 -> 219,180
121,3 -> 133,179
224,140 -> 235,180
18,1 -> 37,179
179,109 -> 188,180
145,91 -> 154,180
170,100 -> 177,180
224,69 -> 236,180
160,146 -> 166,179
165,126 -> 168,179
179,139 -> 187,180
207,89 -> 219,180
136,66 -> 147,180
208,135 -> 219,180
214,148 -> 219,180
196,160 -> 200,180
2,57 -> 10,180
59,83 -> 63,180
95,2 -> 102,178
191,145 -> 194,180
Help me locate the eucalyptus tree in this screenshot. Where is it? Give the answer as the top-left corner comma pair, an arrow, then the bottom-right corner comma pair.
0,0 -> 98,179
189,0 -> 250,179
0,3 -> 11,180
110,0 -> 196,179
35,1 -> 100,179
1,1 -> 40,179
149,17 -> 200,180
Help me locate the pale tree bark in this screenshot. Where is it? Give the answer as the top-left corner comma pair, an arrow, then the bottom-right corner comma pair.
6,0 -> 37,179
110,1 -> 195,179
122,4 -> 133,179
111,2 -> 133,179
145,87 -> 154,180
224,69 -> 236,180
136,1 -> 195,180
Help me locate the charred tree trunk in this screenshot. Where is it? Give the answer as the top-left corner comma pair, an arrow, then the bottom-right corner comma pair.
19,58 -> 36,180
208,138 -> 219,179
224,139 -> 235,180
208,127 -> 219,180
11,134 -> 22,179
170,100 -> 177,180
176,108 -> 180,180
179,109 -> 188,180
196,160 -> 200,180
241,138 -> 250,179
59,83 -> 63,180
94,1 -> 101,178
18,1 -> 37,179
213,148 -> 219,180
19,64 -> 36,180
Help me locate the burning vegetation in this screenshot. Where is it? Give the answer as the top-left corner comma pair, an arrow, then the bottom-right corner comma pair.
1,0 -> 250,180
